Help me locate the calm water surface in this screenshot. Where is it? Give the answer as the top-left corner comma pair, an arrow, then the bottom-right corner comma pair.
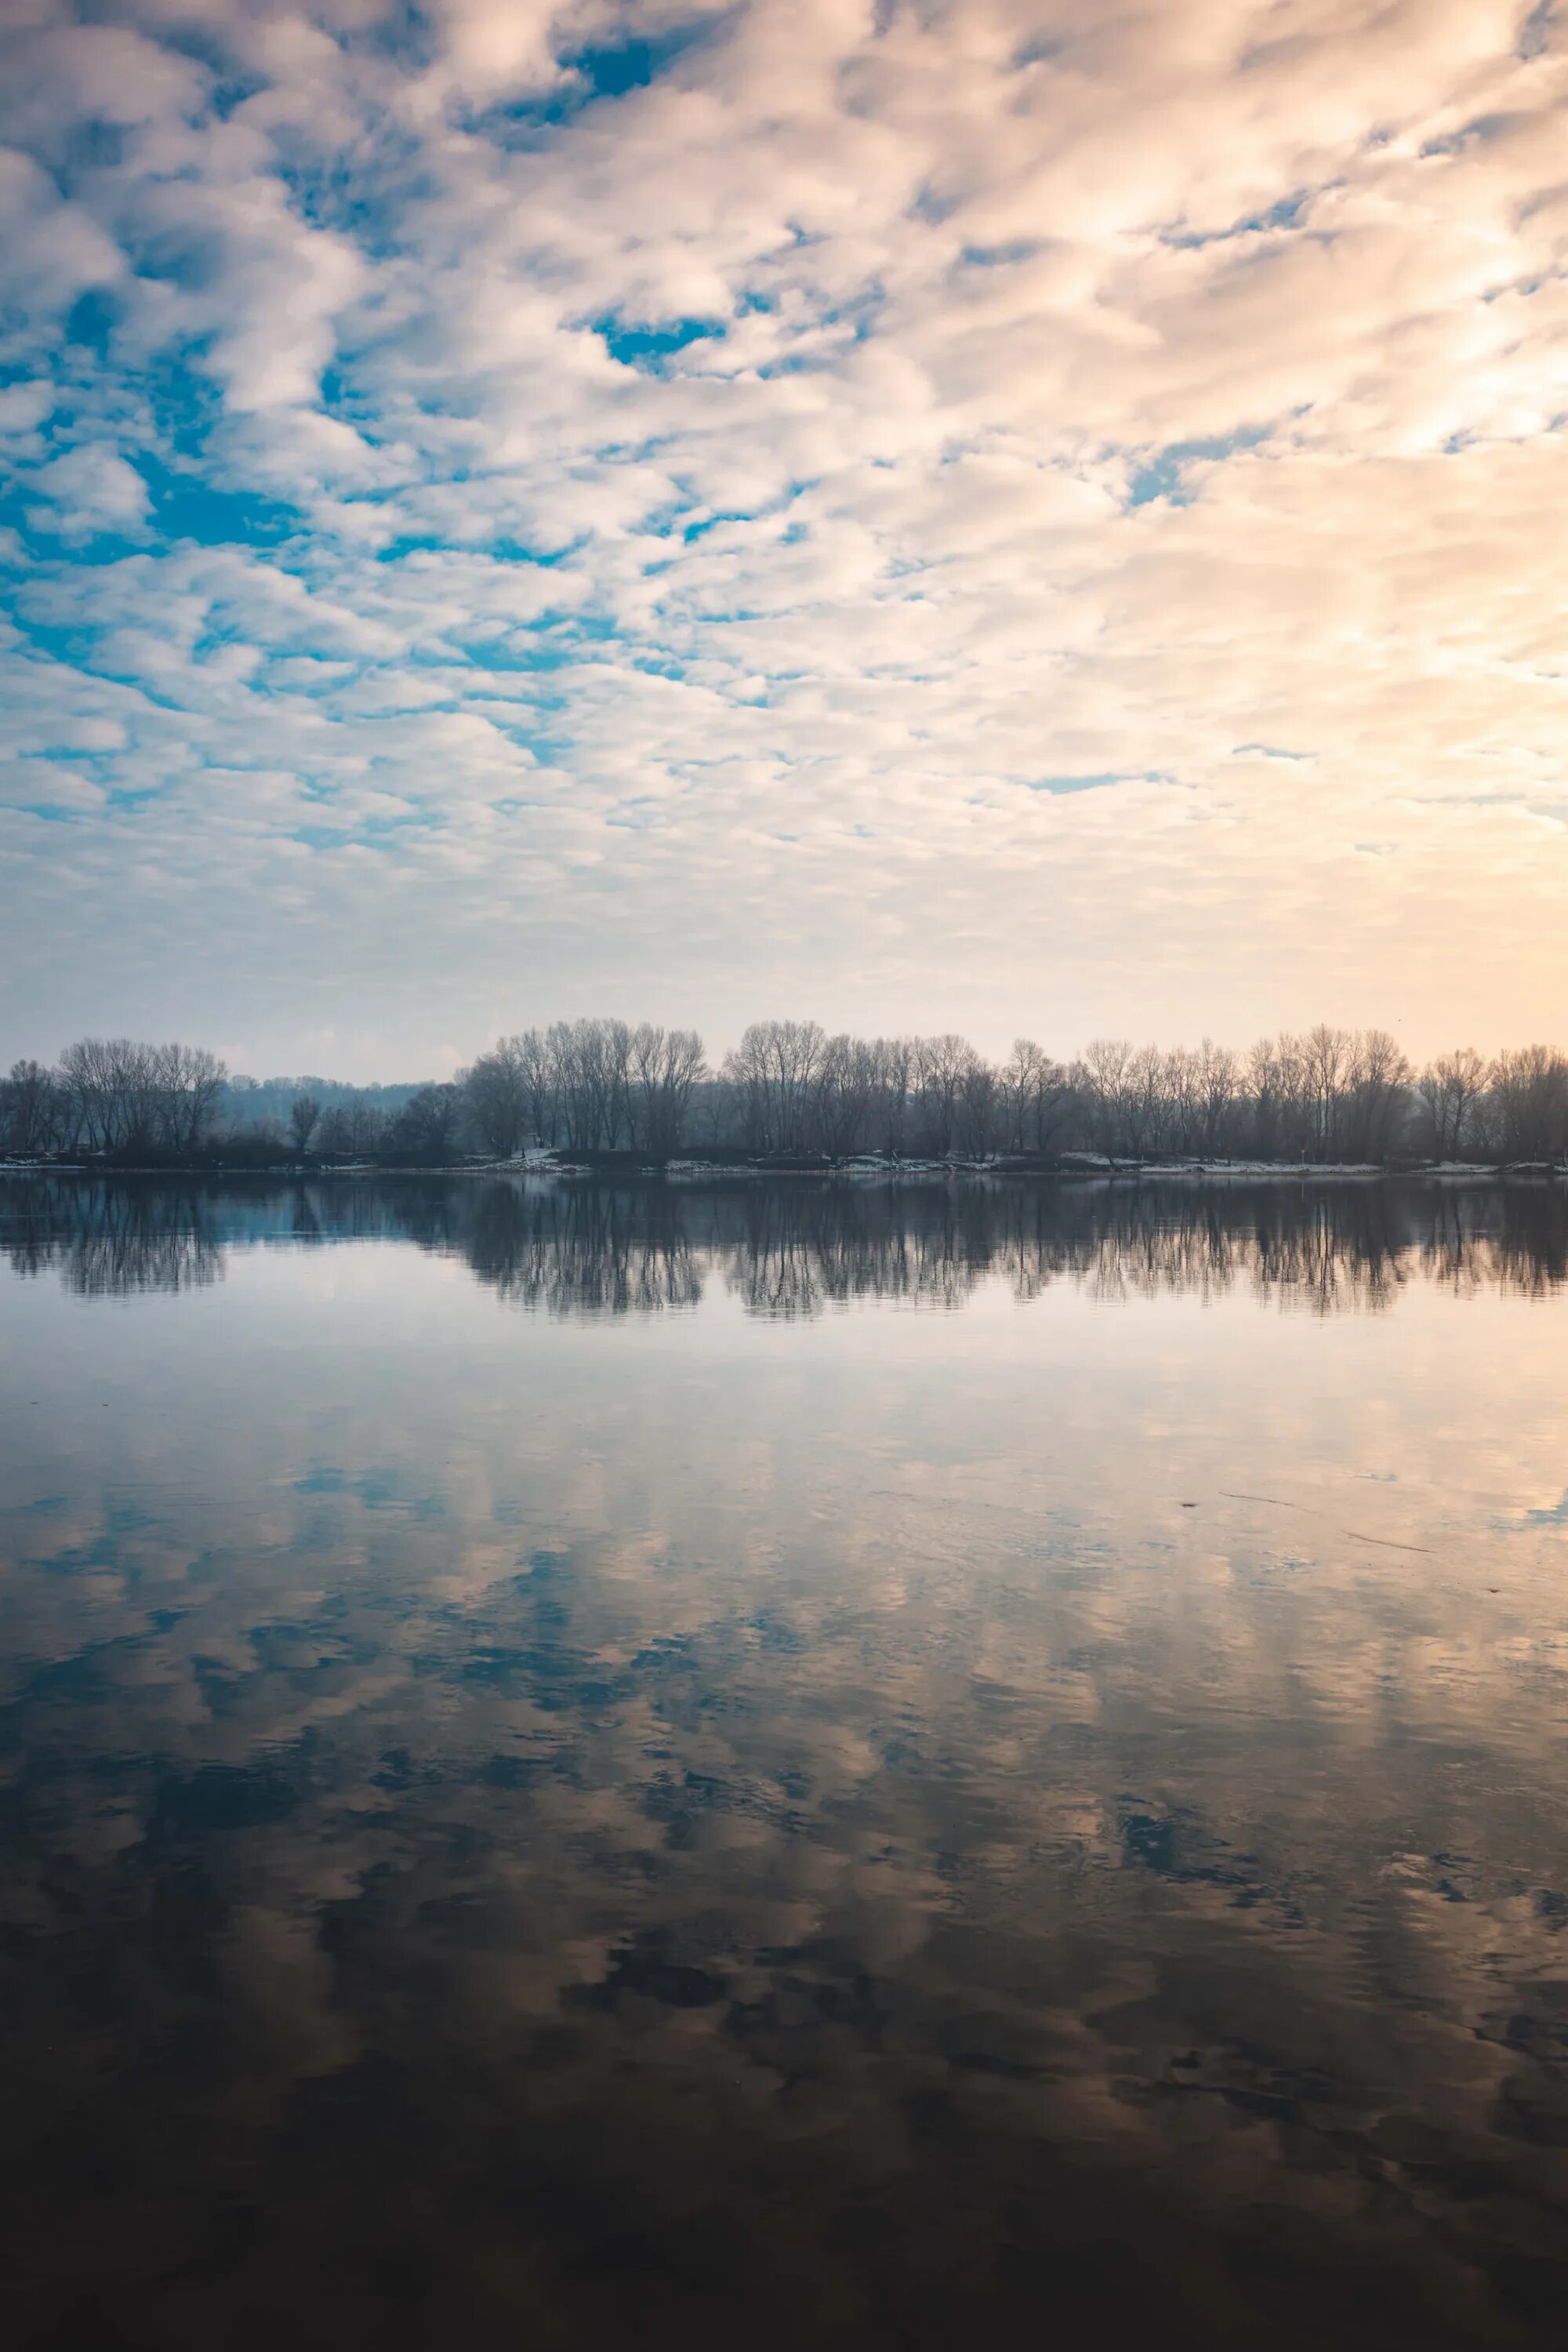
4,1174 -> 1568,2348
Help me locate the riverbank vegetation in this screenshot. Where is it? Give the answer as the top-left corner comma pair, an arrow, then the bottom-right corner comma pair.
4,1022 -> 1567,1170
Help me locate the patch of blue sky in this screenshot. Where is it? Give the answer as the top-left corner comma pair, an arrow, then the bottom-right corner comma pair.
681,509 -> 750,544
1162,191 -> 1310,249
7,800 -> 85,826
499,726 -> 573,769
63,289 -> 122,365
264,140 -> 423,252
565,27 -> 713,100
53,119 -> 135,195
1027,771 -> 1164,793
677,476 -> 811,543
592,314 -> 724,373
448,648 -> 578,686
960,240 -> 1046,269
476,19 -> 719,143
1233,742 -> 1309,760
375,531 -> 579,569
145,13 -> 252,83
284,820 -> 394,853
314,361 -> 398,443
1519,1 -> 1559,57
145,38 -> 265,123
1422,113 -> 1517,160
206,71 -> 269,122
115,219 -> 232,300
754,297 -> 884,376
1127,423 -> 1273,507
327,3 -> 441,79
909,182 -> 961,227
126,349 -> 238,468
137,452 -> 298,548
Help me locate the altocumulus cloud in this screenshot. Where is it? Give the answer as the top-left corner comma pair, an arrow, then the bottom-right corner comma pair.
1,0 -> 1566,1073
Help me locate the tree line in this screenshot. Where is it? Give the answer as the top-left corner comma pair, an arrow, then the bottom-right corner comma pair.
5,1019 -> 1568,1167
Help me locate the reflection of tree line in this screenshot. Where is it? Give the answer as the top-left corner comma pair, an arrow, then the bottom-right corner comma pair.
0,1176 -> 227,1297
465,1184 -> 702,1314
3,1173 -> 1567,1311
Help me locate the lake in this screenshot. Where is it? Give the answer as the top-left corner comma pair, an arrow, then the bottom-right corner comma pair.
4,1173 -> 1568,2348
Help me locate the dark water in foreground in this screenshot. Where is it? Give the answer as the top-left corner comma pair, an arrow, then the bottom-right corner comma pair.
5,1174 -> 1568,2350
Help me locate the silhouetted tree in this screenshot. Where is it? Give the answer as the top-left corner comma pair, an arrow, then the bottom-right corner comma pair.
390,1083 -> 463,1163
465,1039 -> 532,1158
289,1094 -> 323,1156
1418,1048 -> 1487,1159
1490,1046 -> 1568,1162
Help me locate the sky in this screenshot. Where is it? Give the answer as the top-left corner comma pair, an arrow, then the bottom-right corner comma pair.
1,0 -> 1566,1080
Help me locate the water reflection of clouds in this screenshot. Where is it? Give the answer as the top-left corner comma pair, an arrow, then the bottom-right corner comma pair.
2,1181 -> 1568,2341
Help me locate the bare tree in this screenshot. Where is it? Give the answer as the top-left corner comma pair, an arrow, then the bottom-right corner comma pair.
913,1033 -> 981,1156
876,1036 -> 916,1156
1418,1047 -> 1487,1160
724,1021 -> 826,1153
154,1044 -> 227,1152
1122,1044 -> 1164,1157
1155,1047 -> 1201,1156
955,1056 -> 997,1158
808,1034 -> 877,1156
999,1039 -> 1048,1153
629,1025 -> 706,1155
1344,1029 -> 1410,1161
1011,1044 -> 1076,1156
547,1018 -> 635,1149
1490,1046 -> 1568,1163
53,1038 -> 165,1155
2,1058 -> 61,1156
1195,1039 -> 1239,1159
1083,1038 -> 1133,1155
289,1093 -> 323,1156
638,1025 -> 706,1154
319,1100 -> 387,1160
466,1038 -> 531,1158
390,1083 -> 463,1163
1301,1025 -> 1353,1160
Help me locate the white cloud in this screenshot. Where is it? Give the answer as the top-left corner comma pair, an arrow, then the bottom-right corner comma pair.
24,444 -> 151,539
0,0 -> 1566,1068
